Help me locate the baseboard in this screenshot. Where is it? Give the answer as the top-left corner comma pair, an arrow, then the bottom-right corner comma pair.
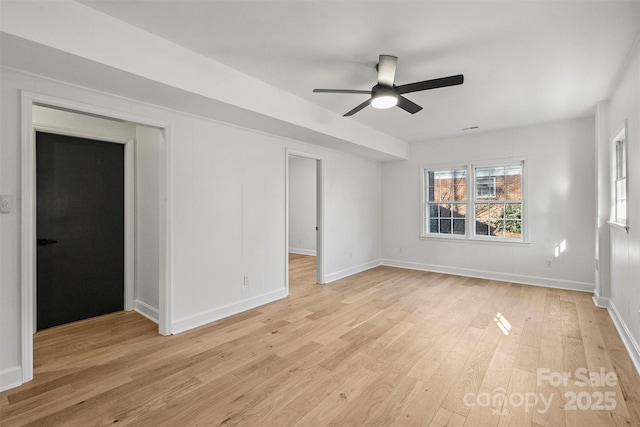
605,298 -> 640,377
592,288 -> 609,308
135,299 -> 159,324
380,259 -> 595,292
324,260 -> 381,284
289,248 -> 317,256
171,288 -> 288,334
0,366 -> 23,392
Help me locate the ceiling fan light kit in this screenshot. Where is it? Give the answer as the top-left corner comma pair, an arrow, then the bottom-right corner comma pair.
314,54 -> 463,117
371,86 -> 398,109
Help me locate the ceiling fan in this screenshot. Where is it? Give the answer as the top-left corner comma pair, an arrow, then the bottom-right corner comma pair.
313,55 -> 464,116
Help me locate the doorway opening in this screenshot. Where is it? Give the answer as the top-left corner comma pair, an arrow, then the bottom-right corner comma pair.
286,150 -> 323,288
36,131 -> 125,330
20,92 -> 171,385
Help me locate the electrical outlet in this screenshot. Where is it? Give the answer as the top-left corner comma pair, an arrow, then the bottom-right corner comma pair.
0,195 -> 11,214
243,275 -> 249,286
545,260 -> 552,268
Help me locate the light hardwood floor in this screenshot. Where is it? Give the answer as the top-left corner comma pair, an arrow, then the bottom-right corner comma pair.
1,254 -> 639,426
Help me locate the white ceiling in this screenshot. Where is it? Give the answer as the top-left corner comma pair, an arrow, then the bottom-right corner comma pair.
81,1 -> 640,143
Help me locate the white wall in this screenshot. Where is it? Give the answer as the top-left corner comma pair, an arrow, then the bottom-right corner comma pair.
135,125 -> 162,321
381,118 -> 596,290
599,42 -> 640,370
288,156 -> 317,255
0,67 -> 382,390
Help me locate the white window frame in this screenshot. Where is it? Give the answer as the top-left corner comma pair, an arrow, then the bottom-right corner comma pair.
609,120 -> 628,231
420,165 -> 468,239
420,157 -> 527,243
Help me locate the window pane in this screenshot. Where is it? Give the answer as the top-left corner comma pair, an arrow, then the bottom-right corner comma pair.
476,168 -> 491,178
507,220 -> 522,238
505,166 -> 522,201
506,173 -> 522,200
476,176 -> 496,199
429,219 -> 439,233
453,170 -> 467,201
492,221 -> 504,237
490,204 -> 505,221
453,219 -> 465,235
475,203 -> 490,236
475,221 -> 489,236
440,218 -> 452,234
475,203 -> 489,221
429,204 -> 439,218
496,203 -> 522,238
439,204 -> 452,218
452,203 -> 466,218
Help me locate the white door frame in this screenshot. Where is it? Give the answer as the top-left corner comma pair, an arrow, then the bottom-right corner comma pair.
20,91 -> 172,384
285,149 -> 324,286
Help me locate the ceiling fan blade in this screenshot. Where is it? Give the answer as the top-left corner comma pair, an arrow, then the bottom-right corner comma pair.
344,99 -> 372,116
377,55 -> 397,87
397,96 -> 423,114
397,74 -> 464,94
313,89 -> 372,94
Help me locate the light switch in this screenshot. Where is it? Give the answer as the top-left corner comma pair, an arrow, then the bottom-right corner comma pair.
1,195 -> 11,213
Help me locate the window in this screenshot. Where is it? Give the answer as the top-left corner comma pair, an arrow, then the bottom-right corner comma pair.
422,160 -> 525,241
473,165 -> 523,239
425,169 -> 467,236
611,123 -> 628,227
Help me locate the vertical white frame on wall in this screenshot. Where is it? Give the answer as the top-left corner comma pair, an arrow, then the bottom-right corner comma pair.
608,120 -> 629,232
285,149 -> 325,286
20,91 -> 172,385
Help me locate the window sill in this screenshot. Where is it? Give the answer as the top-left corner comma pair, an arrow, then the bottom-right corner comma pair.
607,221 -> 629,233
419,235 -> 531,247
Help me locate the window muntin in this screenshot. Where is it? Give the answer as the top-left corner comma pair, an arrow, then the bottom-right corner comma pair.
422,160 -> 525,241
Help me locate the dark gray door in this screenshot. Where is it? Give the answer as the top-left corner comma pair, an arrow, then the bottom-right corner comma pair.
36,131 -> 125,331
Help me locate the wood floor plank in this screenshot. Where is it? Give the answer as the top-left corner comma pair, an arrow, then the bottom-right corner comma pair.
1,254 -> 639,426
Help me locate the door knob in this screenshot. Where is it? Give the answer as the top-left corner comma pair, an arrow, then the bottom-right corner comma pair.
37,238 -> 58,246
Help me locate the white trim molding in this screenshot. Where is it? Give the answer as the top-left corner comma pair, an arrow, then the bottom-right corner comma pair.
324,260 -> 381,284
135,299 -> 160,324
593,297 -> 640,377
288,248 -> 317,256
0,367 -> 23,392
592,288 -> 608,308
381,259 -> 595,292
171,288 -> 288,334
